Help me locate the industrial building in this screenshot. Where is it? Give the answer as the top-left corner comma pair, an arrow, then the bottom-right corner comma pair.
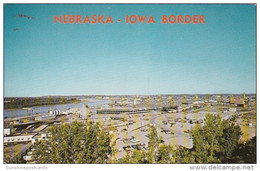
49,110 -> 61,116
96,108 -> 152,114
80,104 -> 89,119
35,114 -> 55,121
4,134 -> 36,143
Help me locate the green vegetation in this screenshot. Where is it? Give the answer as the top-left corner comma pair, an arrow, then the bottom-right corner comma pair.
229,136 -> 256,163
4,146 -> 12,163
168,96 -> 175,107
191,114 -> 242,163
4,97 -> 79,109
32,121 -> 114,163
30,114 -> 256,164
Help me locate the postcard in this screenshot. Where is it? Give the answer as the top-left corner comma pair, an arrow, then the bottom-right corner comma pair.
3,4 -> 256,166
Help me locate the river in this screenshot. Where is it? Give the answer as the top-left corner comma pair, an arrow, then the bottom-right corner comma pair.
4,99 -> 111,118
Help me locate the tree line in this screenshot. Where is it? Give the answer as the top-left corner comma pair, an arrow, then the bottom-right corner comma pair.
4,97 -> 79,109
12,114 -> 256,164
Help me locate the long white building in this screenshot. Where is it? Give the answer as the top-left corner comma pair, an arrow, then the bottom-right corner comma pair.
4,134 -> 36,143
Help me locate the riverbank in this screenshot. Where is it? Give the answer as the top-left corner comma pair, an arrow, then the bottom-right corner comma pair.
4,97 -> 80,110
4,99 -> 111,119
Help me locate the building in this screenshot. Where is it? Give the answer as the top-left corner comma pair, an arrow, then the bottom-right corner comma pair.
133,99 -> 140,106
49,110 -> 61,116
64,108 -> 79,115
4,128 -> 11,136
4,134 -> 36,143
35,114 -> 55,121
229,97 -> 246,107
229,107 -> 237,112
33,125 -> 48,133
80,105 -> 89,119
31,133 -> 48,145
96,108 -> 151,114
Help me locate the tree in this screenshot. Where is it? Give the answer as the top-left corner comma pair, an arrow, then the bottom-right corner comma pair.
34,97 -> 41,106
168,96 -> 175,107
217,120 -> 242,161
191,125 -> 210,163
32,121 -> 114,163
191,114 -> 242,163
120,152 -> 132,164
4,146 -> 12,164
46,97 -> 54,105
59,98 -> 67,104
20,98 -> 29,107
119,125 -> 161,164
230,136 -> 256,163
172,146 -> 195,164
147,125 -> 160,163
130,150 -> 148,163
157,144 -> 173,163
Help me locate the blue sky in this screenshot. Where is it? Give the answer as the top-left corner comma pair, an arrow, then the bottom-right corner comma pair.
4,4 -> 256,97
